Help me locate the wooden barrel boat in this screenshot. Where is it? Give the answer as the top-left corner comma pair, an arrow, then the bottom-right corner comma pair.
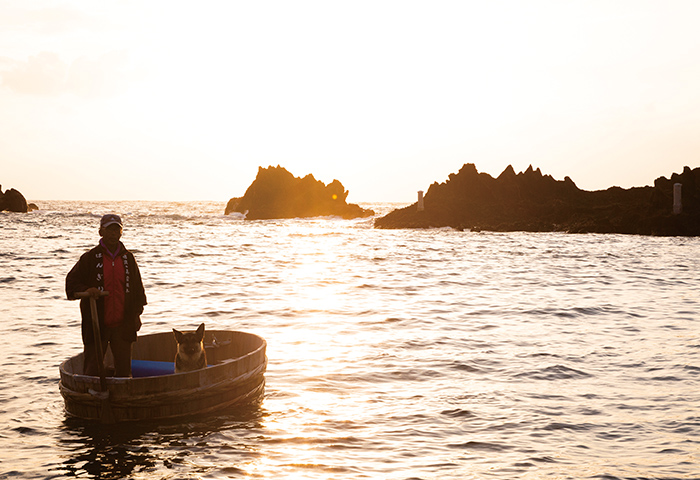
59,330 -> 267,423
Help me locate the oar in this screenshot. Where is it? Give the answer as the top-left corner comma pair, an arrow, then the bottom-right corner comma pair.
76,290 -> 114,424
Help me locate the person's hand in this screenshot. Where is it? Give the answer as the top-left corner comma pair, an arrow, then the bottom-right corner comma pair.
86,287 -> 102,299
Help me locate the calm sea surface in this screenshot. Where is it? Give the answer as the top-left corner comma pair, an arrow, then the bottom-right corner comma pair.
0,200 -> 698,479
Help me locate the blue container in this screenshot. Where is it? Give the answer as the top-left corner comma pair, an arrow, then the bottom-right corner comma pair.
131,360 -> 175,377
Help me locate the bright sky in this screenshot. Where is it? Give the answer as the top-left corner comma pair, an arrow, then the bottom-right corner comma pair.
1,1 -> 699,202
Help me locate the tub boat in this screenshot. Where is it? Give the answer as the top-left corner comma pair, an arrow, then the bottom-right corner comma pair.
59,330 -> 267,423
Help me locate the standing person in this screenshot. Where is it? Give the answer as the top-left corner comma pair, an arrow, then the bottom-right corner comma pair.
66,214 -> 147,377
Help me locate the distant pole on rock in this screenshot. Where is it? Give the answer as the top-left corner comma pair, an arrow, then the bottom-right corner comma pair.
673,183 -> 682,215
417,191 -> 424,212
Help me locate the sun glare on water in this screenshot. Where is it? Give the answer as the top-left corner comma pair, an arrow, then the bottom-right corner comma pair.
251,222 -> 382,476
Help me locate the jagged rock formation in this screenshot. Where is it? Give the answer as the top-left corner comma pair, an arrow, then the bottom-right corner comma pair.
225,166 -> 374,220
374,164 -> 700,236
0,186 -> 29,213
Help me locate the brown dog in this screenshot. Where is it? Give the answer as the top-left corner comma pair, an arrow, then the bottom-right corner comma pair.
173,323 -> 207,373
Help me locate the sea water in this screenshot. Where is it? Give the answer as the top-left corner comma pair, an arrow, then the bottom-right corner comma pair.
0,201 -> 698,479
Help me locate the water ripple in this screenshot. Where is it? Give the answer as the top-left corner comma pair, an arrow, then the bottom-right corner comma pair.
1,201 -> 699,479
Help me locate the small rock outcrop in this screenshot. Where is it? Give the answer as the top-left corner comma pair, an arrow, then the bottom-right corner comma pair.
0,186 -> 29,213
374,164 -> 700,236
225,166 -> 374,220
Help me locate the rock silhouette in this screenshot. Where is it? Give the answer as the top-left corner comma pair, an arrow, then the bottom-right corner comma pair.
225,166 -> 374,220
374,164 -> 700,236
0,186 -> 29,213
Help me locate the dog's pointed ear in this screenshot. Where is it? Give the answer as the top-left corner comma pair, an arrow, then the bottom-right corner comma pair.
173,328 -> 183,343
196,323 -> 205,341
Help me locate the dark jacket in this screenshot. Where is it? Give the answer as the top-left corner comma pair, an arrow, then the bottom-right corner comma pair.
66,242 -> 147,344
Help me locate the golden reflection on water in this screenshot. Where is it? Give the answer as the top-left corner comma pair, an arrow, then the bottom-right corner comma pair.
253,239 -> 386,478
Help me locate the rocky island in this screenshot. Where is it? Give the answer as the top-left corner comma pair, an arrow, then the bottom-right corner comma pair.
374,164 -> 700,236
225,166 -> 374,220
0,186 -> 31,213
